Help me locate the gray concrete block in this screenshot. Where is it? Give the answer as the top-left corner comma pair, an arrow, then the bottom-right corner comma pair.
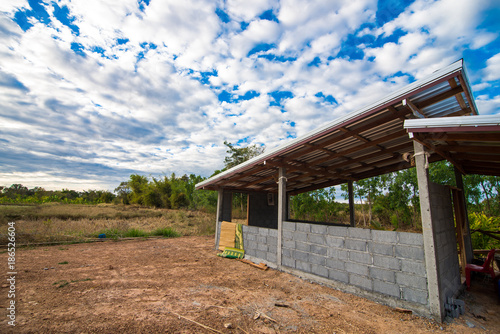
369,242 -> 394,256
295,250 -> 309,262
267,236 -> 277,247
327,247 -> 348,260
345,262 -> 369,276
311,264 -> 329,278
350,274 -> 372,291
309,253 -> 326,266
369,267 -> 395,283
259,228 -> 269,236
283,240 -> 295,249
282,256 -> 295,268
345,239 -> 367,251
308,233 -> 325,245
296,241 -> 311,252
329,268 -> 349,283
245,226 -> 259,234
293,231 -> 308,242
401,260 -> 426,276
310,244 -> 328,256
267,251 -> 277,263
244,233 -> 256,241
246,240 -> 257,251
283,221 -> 296,231
283,230 -> 293,240
402,287 -> 428,305
372,230 -> 398,243
373,280 -> 400,298
349,251 -> 372,265
328,225 -> 348,237
257,243 -> 268,252
282,248 -> 294,258
396,272 -> 427,290
246,248 -> 256,257
326,236 -> 344,248
255,250 -> 267,260
348,228 -> 371,240
311,224 -> 328,234
269,229 -> 278,237
256,236 -> 267,244
296,260 -> 311,273
326,258 -> 345,270
373,255 -> 401,270
395,245 -> 425,261
296,223 -> 311,233
398,232 -> 424,246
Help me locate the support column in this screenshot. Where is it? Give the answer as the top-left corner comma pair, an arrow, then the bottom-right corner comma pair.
348,181 -> 355,227
454,168 -> 473,263
215,190 -> 223,250
414,141 -> 443,321
277,167 -> 286,269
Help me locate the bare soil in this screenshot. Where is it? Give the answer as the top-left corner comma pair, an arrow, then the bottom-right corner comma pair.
1,236 -> 499,333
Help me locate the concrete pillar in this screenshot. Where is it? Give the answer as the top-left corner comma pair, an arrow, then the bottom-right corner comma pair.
348,181 -> 355,227
414,141 -> 443,321
215,190 -> 223,250
277,167 -> 286,269
454,168 -> 473,263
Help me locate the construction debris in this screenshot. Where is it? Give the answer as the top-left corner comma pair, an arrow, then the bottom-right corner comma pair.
238,259 -> 269,270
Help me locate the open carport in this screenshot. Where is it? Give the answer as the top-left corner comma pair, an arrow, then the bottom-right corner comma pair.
196,59 -> 500,321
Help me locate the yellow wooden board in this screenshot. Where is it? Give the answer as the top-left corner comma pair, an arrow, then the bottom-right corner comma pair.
219,221 -> 237,251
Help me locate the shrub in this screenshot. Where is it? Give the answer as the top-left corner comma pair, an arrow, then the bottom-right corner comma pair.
469,212 -> 500,250
151,227 -> 181,238
123,228 -> 149,238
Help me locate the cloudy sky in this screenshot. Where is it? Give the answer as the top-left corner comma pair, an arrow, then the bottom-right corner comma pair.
1,0 -> 499,192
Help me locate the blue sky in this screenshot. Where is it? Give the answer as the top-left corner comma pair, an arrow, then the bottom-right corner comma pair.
0,0 -> 499,191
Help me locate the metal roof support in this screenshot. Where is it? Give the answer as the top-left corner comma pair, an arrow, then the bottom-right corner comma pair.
277,167 -> 286,269
414,141 -> 443,321
348,181 -> 355,227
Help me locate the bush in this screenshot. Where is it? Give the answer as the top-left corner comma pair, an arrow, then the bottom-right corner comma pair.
152,227 -> 181,238
123,228 -> 149,238
469,212 -> 500,250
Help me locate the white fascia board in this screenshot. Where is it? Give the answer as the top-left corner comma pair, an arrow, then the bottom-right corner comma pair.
404,114 -> 500,130
196,60 -> 465,189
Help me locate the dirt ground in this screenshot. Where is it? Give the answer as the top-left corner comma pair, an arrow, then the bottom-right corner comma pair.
1,236 -> 499,333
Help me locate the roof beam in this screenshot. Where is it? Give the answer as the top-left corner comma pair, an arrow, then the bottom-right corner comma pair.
414,85 -> 464,109
308,129 -> 408,166
403,99 -> 426,118
282,106 -> 411,162
411,134 -> 467,174
448,78 -> 468,114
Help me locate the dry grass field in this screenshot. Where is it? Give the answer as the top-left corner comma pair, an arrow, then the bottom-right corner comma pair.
0,203 -> 215,245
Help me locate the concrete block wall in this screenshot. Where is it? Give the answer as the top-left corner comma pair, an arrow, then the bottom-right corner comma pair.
242,225 -> 278,263
429,183 -> 461,308
281,222 -> 429,306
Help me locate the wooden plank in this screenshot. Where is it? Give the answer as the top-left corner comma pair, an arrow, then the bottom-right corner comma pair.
219,221 -> 237,251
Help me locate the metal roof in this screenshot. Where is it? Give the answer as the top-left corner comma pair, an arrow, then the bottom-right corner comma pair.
404,115 -> 500,176
196,59 -> 479,194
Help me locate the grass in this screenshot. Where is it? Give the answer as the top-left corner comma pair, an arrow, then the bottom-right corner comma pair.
151,227 -> 181,238
0,203 -> 216,245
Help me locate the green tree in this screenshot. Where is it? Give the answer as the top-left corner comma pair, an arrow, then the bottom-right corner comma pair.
223,141 -> 265,170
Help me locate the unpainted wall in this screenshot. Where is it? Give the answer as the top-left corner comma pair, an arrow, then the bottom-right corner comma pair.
429,183 -> 462,311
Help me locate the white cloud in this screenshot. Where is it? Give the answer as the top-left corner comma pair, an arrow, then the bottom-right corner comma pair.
484,53 -> 500,82
0,0 -> 499,191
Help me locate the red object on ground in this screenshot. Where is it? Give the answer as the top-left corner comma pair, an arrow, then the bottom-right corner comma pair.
465,249 -> 497,290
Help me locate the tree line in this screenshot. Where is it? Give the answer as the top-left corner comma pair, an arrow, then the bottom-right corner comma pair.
1,143 -> 499,246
